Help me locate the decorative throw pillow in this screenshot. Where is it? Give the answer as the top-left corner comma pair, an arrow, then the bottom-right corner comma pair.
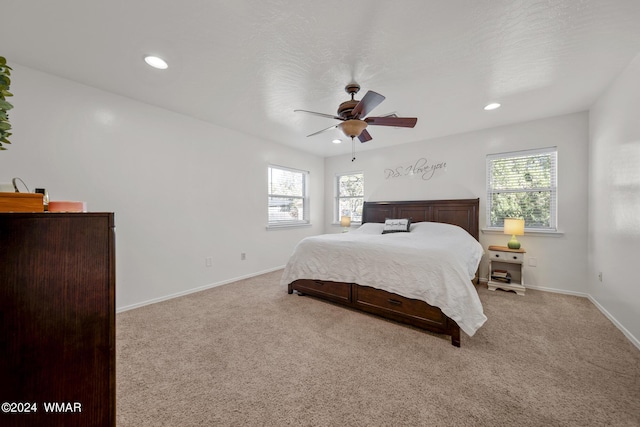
382,218 -> 411,234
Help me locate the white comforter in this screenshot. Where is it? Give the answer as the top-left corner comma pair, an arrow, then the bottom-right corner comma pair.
281,221 -> 487,336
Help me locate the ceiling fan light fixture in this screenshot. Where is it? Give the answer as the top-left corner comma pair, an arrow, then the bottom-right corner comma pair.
484,102 -> 501,111
339,120 -> 368,138
144,55 -> 168,70
295,83 -> 417,147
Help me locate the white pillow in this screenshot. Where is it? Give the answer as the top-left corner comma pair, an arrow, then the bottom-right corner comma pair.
353,222 -> 385,234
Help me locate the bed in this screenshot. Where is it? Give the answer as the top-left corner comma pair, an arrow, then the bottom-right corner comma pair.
283,198 -> 486,347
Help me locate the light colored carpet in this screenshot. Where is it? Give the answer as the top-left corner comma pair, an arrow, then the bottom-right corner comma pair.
116,270 -> 640,426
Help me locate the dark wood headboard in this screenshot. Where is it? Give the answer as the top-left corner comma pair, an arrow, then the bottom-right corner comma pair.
362,198 -> 480,241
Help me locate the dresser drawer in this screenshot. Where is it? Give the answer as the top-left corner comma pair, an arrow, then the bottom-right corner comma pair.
291,279 -> 351,303
488,250 -> 523,263
354,285 -> 445,323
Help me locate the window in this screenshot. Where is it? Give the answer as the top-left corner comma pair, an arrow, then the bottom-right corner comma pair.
268,165 -> 309,227
336,172 -> 364,223
486,147 -> 557,231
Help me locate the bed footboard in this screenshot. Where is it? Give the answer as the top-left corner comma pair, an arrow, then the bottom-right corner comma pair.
289,279 -> 461,347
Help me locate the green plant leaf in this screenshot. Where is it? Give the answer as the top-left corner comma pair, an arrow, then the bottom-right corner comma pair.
0,56 -> 13,151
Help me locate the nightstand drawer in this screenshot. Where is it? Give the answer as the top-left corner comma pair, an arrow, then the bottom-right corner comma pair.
488,250 -> 523,263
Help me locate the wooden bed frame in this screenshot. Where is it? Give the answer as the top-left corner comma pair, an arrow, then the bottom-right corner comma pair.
287,198 -> 480,347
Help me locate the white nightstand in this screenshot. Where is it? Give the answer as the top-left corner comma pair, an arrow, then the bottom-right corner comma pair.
487,245 -> 526,296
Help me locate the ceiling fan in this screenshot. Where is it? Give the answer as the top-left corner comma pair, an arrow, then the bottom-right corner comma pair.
294,83 -> 418,144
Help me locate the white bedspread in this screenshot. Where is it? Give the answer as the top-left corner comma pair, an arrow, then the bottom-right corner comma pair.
281,221 -> 487,336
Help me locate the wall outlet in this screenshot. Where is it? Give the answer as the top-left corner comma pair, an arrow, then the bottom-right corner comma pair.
528,257 -> 537,267
598,272 -> 603,282
240,252 -> 246,261
205,257 -> 213,267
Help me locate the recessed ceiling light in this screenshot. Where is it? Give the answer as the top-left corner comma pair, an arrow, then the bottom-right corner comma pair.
144,55 -> 168,70
332,139 -> 342,144
484,102 -> 501,111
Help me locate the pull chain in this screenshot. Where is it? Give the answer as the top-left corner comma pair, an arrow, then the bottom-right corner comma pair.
351,137 -> 356,162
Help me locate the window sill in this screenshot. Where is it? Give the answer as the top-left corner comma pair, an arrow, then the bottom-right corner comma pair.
266,222 -> 312,230
481,228 -> 564,237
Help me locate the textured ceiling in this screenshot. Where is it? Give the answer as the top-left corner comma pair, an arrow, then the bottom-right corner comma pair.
2,0 -> 640,157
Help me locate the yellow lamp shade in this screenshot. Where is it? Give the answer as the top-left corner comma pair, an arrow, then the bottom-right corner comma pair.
340,216 -> 351,228
504,218 -> 524,236
504,218 -> 524,249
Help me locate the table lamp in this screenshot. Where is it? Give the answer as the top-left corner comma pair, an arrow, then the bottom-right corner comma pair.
504,218 -> 524,249
340,215 -> 351,232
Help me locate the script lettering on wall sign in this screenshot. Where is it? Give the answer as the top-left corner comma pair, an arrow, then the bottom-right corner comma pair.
384,157 -> 447,181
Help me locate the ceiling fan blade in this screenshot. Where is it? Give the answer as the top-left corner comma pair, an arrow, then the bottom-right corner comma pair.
358,129 -> 373,143
294,109 -> 343,121
351,91 -> 385,119
365,116 -> 417,128
306,123 -> 339,137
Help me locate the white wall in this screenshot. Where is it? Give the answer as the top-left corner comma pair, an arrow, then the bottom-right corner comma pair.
588,53 -> 640,345
6,61 -> 636,346
324,113 -> 590,293
0,65 -> 324,310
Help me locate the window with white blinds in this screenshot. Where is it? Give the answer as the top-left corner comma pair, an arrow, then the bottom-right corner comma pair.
486,147 -> 557,230
268,165 -> 309,227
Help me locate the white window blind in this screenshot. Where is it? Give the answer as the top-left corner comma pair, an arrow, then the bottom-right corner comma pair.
336,172 -> 364,223
268,165 -> 309,226
486,147 -> 557,230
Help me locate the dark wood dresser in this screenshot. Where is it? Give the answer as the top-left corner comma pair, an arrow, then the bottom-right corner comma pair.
0,213 -> 115,427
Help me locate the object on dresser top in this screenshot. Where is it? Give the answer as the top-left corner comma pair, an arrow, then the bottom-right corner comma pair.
48,200 -> 87,212
34,188 -> 49,208
0,192 -> 44,212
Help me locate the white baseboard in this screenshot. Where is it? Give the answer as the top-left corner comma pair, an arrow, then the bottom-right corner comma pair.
480,277 -> 640,350
523,284 -> 589,298
586,295 -> 640,350
116,266 -> 285,313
